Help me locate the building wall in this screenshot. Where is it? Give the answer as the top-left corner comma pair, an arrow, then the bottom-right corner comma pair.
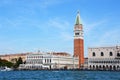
19,52 -> 79,70
83,58 -> 88,69
0,53 -> 30,63
74,39 -> 84,67
52,55 -> 79,69
88,46 -> 120,70
88,47 -> 116,58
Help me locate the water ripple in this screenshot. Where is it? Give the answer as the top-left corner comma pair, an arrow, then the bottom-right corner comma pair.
0,71 -> 120,80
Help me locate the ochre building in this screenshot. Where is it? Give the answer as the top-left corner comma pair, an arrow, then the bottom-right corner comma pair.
0,53 -> 30,63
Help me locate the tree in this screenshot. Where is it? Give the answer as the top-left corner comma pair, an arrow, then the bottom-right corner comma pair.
17,57 -> 23,65
13,57 -> 23,68
5,62 -> 13,68
0,58 -> 13,68
11,58 -> 17,63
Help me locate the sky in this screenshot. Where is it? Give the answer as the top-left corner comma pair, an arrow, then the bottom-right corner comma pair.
0,0 -> 120,57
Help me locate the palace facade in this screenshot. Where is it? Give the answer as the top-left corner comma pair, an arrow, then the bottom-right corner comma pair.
19,52 -> 79,70
88,45 -> 120,70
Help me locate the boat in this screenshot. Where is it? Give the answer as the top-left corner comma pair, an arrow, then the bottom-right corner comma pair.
0,67 -> 13,71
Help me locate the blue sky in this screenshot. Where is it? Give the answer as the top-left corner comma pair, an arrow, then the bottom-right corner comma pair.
0,0 -> 120,57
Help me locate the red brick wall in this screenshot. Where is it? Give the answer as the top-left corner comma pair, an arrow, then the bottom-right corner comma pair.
74,39 -> 84,68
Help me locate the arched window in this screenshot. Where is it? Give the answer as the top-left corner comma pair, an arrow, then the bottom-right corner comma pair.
109,52 -> 113,56
96,65 -> 98,70
106,65 -> 108,68
117,53 -> 120,57
113,66 -> 116,70
117,65 -> 119,69
103,65 -> 105,70
93,65 -> 95,69
90,65 -> 91,69
92,52 -> 95,56
101,52 -> 104,56
110,65 -> 112,70
50,59 -> 51,63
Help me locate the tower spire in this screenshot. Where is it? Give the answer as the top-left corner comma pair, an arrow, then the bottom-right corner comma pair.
75,11 -> 82,25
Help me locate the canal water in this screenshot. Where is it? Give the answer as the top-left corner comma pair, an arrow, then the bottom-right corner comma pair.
0,70 -> 120,80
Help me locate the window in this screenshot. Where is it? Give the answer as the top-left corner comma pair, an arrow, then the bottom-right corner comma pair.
45,59 -> 46,63
47,59 -> 49,63
109,52 -> 113,56
92,52 -> 95,56
75,33 -> 79,35
90,65 -> 91,68
101,52 -> 104,56
117,53 -> 120,57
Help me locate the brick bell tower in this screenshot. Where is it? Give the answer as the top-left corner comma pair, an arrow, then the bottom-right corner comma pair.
74,11 -> 84,68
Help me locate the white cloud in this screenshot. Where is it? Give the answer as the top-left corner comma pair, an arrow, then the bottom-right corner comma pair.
86,27 -> 120,48
47,18 -> 70,30
98,28 -> 120,45
47,17 -> 72,41
40,0 -> 62,8
5,18 -> 19,27
60,32 -> 73,41
84,19 -> 107,34
0,0 -> 14,7
0,0 -> 64,10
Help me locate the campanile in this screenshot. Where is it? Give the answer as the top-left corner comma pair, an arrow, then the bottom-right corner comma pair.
74,11 -> 84,68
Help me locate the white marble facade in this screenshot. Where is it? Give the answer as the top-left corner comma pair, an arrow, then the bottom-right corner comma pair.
88,45 -> 120,70
19,52 -> 79,70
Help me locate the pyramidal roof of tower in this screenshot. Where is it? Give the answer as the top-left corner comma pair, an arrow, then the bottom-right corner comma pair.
75,11 -> 82,25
